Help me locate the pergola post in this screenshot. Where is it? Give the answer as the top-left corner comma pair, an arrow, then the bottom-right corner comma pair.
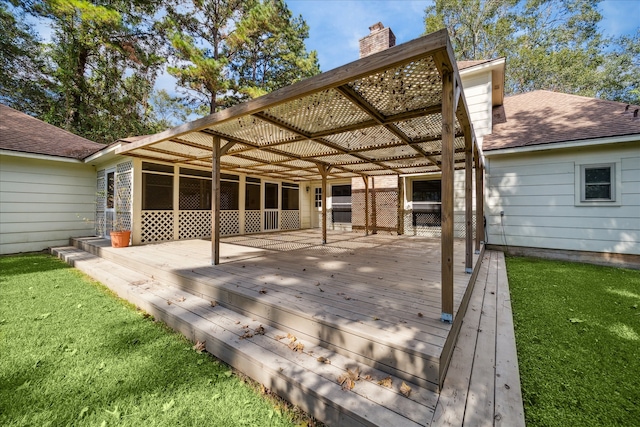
318,164 -> 332,244
440,68 -> 455,323
397,175 -> 404,235
474,144 -> 484,253
464,124 -> 473,273
363,176 -> 369,236
211,136 -> 221,265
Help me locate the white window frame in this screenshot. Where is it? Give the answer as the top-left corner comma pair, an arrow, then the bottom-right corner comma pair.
575,161 -> 622,206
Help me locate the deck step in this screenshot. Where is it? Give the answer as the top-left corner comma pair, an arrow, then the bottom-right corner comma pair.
52,245 -> 439,427
69,237 -> 446,390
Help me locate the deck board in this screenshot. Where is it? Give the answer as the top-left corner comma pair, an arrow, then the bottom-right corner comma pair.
57,231 -> 524,426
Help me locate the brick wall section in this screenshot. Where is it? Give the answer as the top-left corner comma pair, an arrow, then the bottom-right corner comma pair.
352,176 -> 399,234
358,22 -> 396,58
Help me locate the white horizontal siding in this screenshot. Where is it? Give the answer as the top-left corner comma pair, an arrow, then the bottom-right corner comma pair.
485,142 -> 640,255
460,72 -> 492,142
0,155 -> 97,255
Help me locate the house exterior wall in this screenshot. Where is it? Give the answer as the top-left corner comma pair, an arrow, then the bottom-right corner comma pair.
484,141 -> 640,255
0,153 -> 96,254
460,71 -> 492,147
402,170 -> 476,238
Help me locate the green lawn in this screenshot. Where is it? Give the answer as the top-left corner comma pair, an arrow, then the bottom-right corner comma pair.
506,256 -> 640,427
0,254 -> 314,427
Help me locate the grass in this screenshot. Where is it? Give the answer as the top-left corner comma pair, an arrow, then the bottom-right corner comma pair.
506,256 -> 640,427
0,254 -> 315,427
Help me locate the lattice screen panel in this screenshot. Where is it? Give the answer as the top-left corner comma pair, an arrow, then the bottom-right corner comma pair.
220,211 -> 240,236
348,57 -> 442,116
245,211 -> 262,233
281,210 -> 300,230
263,89 -> 372,134
212,116 -> 300,146
96,170 -> 105,237
179,211 -> 211,240
141,211 -> 174,243
372,189 -> 398,231
322,126 -> 400,152
274,140 -> 340,158
115,161 -> 133,232
403,210 -> 476,238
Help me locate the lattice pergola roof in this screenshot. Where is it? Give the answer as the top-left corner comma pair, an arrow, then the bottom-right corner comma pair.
118,29 -> 478,181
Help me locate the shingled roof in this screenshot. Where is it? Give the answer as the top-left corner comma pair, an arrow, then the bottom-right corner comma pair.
484,90 -> 640,151
0,104 -> 104,160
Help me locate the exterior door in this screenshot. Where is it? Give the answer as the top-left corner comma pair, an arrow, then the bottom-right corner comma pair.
311,185 -> 322,228
263,182 -> 279,231
105,168 -> 116,238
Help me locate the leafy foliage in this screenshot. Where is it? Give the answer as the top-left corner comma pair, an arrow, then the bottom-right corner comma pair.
166,0 -> 319,114
424,0 -> 640,104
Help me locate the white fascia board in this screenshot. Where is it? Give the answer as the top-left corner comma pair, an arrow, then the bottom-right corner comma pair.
484,134 -> 640,156
459,58 -> 506,77
0,149 -> 84,164
83,143 -> 124,164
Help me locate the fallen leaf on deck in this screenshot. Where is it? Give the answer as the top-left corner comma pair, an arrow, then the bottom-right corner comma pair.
417,312 -> 423,318
240,331 -> 254,339
254,325 -> 266,335
337,367 -> 360,391
275,334 -> 286,340
192,341 -> 206,353
364,374 -> 373,381
378,377 -> 393,388
176,296 -> 186,302
259,288 -> 267,294
288,340 -> 304,352
400,381 -> 412,397
166,301 -> 172,305
210,300 -> 217,307
287,333 -> 296,341
317,356 -> 331,364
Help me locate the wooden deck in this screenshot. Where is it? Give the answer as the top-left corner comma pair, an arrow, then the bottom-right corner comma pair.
52,230 -> 524,426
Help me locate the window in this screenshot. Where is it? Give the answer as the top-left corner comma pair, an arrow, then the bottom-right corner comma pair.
412,179 -> 441,226
143,162 -> 174,210
331,185 -> 351,223
582,164 -> 614,201
281,183 -> 299,210
179,177 -> 211,210
245,177 -> 261,210
106,171 -> 115,209
314,187 -> 322,208
220,180 -> 239,210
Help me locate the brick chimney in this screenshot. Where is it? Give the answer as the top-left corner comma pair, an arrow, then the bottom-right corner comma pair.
358,22 -> 396,58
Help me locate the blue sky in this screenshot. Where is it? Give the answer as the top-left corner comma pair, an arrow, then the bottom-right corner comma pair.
287,0 -> 640,72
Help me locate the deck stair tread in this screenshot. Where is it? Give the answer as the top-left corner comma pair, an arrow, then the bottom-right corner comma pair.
70,237 -> 461,390
52,245 -> 439,427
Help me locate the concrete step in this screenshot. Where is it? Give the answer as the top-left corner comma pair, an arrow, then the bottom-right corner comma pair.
52,245 -> 439,427
69,237 -> 444,390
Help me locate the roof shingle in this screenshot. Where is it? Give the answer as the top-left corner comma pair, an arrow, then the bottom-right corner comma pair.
0,104 -> 104,159
483,90 -> 640,151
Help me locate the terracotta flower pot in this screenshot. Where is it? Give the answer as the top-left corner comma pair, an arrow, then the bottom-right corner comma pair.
110,230 -> 131,248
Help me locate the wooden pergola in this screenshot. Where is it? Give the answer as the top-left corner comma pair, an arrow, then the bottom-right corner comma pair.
117,29 -> 485,323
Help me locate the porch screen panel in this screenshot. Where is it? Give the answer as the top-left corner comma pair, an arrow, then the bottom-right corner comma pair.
245,178 -> 261,210
142,173 -> 173,210
281,183 -> 299,210
331,184 -> 352,223
412,179 -> 441,226
180,177 -> 211,210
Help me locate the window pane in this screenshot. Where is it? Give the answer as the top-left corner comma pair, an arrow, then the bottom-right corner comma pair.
106,171 -> 115,209
220,181 -> 239,210
265,183 -> 278,209
585,184 -> 611,200
180,177 -> 211,210
143,173 -> 173,210
245,183 -> 260,210
180,167 -> 211,178
585,167 -> 610,184
332,209 -> 352,223
315,187 -> 322,208
413,180 -> 441,202
282,187 -> 299,210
